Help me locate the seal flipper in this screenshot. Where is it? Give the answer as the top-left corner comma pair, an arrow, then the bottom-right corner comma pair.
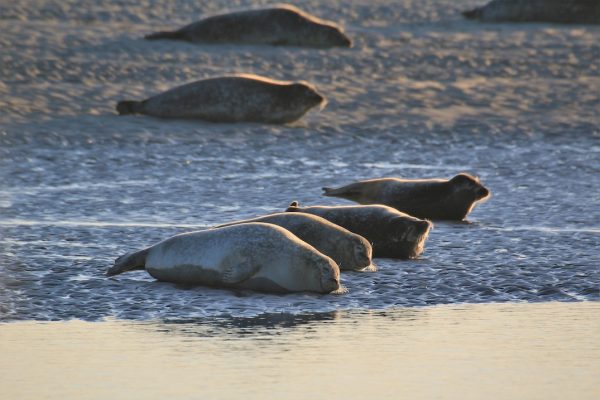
106,249 -> 149,277
286,201 -> 300,212
322,186 -> 361,197
144,31 -> 186,41
462,8 -> 482,20
221,261 -> 260,284
116,100 -> 143,115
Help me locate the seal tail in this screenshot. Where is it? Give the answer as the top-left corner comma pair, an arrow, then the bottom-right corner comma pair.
116,100 -> 143,115
322,186 -> 360,197
106,249 -> 149,277
144,31 -> 186,41
462,8 -> 482,20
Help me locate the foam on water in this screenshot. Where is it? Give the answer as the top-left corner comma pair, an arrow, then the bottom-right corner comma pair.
1,0 -> 599,321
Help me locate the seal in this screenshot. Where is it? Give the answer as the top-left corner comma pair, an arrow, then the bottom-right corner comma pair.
285,202 -> 432,259
145,4 -> 352,48
322,173 -> 491,221
215,212 -> 374,271
116,74 -> 325,124
463,0 -> 600,24
106,223 -> 340,294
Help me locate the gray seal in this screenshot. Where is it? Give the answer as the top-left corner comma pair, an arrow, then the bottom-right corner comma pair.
215,212 -> 373,271
285,202 -> 432,260
106,223 -> 341,294
322,173 -> 491,221
463,0 -> 600,24
116,74 -> 325,124
145,4 -> 352,48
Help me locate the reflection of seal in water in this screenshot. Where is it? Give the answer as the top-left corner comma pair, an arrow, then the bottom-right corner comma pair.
145,4 -> 352,48
463,0 -> 600,24
116,74 -> 325,124
285,202 -> 432,259
215,212 -> 373,271
106,223 -> 340,294
323,173 -> 491,221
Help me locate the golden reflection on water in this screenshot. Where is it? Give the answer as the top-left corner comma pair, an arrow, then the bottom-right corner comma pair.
1,302 -> 599,400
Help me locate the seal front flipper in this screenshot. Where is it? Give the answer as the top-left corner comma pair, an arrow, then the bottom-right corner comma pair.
221,261 -> 261,284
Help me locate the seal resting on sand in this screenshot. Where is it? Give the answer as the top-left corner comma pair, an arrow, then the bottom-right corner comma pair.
463,0 -> 600,24
106,223 -> 341,294
145,4 -> 352,48
215,212 -> 373,271
116,74 -> 325,124
322,173 -> 490,221
285,202 -> 432,259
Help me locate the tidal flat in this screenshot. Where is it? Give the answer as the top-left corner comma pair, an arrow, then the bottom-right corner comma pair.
0,0 -> 599,398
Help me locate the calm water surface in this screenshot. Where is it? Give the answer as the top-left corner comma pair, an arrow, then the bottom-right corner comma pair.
1,303 -> 599,400
0,0 -> 599,321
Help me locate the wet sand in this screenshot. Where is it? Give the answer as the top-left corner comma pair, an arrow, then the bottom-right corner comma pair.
1,302 -> 599,400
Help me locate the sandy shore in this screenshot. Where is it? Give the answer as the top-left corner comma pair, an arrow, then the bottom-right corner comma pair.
1,302 -> 599,400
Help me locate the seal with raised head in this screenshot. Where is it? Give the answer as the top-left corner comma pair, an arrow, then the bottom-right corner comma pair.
463,0 -> 600,24
145,4 -> 352,48
322,173 -> 491,221
215,212 -> 373,271
285,202 -> 432,259
106,223 -> 341,294
116,74 -> 325,124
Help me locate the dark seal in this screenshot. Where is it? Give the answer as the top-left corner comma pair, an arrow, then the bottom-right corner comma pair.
323,173 -> 490,221
463,0 -> 600,24
285,202 -> 432,260
145,4 -> 352,48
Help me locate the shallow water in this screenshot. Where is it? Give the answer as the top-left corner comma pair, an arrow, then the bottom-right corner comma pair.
1,0 -> 599,321
1,303 -> 599,400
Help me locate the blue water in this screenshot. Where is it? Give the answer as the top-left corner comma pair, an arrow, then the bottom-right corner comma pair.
1,0 -> 599,321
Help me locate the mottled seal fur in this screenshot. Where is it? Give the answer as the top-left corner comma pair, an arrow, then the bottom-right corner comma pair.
285,202 -> 432,259
145,4 -> 352,48
106,223 -> 340,294
215,212 -> 373,271
323,173 -> 490,221
463,0 -> 600,24
116,74 -> 325,124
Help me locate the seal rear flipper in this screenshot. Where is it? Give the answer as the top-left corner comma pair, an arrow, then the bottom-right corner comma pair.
106,249 -> 149,277
462,8 -> 482,20
116,100 -> 143,115
144,31 -> 186,41
322,186 -> 360,197
222,262 -> 261,284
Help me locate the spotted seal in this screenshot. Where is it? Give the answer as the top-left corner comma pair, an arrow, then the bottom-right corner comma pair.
463,0 -> 600,24
106,223 -> 341,294
323,173 -> 491,220
145,4 -> 352,48
215,212 -> 373,271
116,74 -> 325,124
285,202 -> 432,259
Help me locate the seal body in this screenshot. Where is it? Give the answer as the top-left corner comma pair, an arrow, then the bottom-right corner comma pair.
106,223 -> 340,294
116,75 -> 325,124
145,5 -> 352,48
285,202 -> 432,259
323,173 -> 491,221
215,212 -> 373,271
463,0 -> 600,24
